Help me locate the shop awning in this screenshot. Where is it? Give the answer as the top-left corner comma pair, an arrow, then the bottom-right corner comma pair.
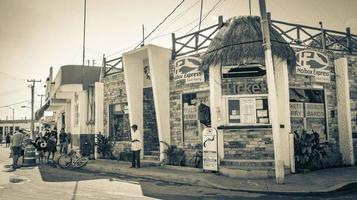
35,100 -> 50,120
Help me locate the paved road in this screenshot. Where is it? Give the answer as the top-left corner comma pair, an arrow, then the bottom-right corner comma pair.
0,163 -> 356,200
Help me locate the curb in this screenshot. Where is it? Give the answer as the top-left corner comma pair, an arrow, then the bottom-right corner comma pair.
81,161 -> 357,194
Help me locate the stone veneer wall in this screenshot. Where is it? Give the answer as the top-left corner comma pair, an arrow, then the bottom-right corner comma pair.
348,55 -> 357,163
143,87 -> 159,154
290,48 -> 343,167
102,72 -> 131,156
169,59 -> 209,165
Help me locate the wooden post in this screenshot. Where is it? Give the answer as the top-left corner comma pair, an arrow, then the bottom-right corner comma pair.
319,21 -> 326,51
171,33 -> 176,60
142,24 -> 145,47
218,15 -> 224,28
259,0 -> 285,184
346,27 -> 352,55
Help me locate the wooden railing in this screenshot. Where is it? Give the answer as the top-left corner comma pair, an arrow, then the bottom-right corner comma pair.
102,56 -> 123,78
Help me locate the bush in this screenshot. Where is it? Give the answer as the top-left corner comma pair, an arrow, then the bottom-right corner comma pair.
294,130 -> 327,171
119,148 -> 132,161
95,135 -> 114,159
161,141 -> 186,166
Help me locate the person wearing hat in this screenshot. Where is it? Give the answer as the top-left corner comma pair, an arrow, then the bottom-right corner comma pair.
130,124 -> 141,168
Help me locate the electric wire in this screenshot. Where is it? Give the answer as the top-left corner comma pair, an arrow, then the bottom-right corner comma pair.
134,0 -> 186,49
0,100 -> 31,109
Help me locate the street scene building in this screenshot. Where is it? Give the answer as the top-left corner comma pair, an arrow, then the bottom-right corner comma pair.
1,0 -> 357,199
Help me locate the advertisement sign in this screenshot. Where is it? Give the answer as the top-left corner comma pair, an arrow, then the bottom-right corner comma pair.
240,98 -> 256,124
202,128 -> 218,172
174,56 -> 204,84
290,102 -> 304,118
183,105 -> 198,121
305,103 -> 325,118
295,50 -> 330,83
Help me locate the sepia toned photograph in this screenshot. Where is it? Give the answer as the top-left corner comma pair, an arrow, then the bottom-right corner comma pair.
0,0 -> 356,199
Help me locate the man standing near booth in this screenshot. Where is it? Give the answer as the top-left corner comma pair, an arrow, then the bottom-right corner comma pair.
11,129 -> 24,170
130,124 -> 141,168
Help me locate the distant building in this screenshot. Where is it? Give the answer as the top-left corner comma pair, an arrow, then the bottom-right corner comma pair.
0,119 -> 40,141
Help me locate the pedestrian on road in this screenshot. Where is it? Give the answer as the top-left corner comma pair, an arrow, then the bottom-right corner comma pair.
59,128 -> 69,154
47,128 -> 58,161
11,129 -> 24,169
5,133 -> 11,148
130,124 -> 141,168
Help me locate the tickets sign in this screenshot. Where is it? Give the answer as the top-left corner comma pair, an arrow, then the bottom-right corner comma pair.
295,50 -> 330,83
174,56 -> 204,84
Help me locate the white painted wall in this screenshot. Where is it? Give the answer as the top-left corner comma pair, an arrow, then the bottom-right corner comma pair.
123,49 -> 145,158
95,82 -> 104,135
147,45 -> 171,161
274,57 -> 291,168
79,90 -> 88,135
335,57 -> 355,165
209,65 -> 224,160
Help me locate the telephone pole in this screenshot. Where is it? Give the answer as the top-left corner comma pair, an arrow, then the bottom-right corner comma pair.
27,79 -> 41,138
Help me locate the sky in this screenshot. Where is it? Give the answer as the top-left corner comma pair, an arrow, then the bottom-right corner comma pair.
0,0 -> 356,120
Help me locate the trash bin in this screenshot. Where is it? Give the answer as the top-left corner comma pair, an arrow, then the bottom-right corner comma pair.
22,145 -> 36,167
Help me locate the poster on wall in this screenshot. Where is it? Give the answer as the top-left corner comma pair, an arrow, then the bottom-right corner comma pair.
202,127 -> 218,172
239,98 -> 256,124
143,65 -> 151,87
183,105 -> 198,120
290,102 -> 304,118
174,56 -> 205,84
305,103 -> 325,118
295,50 -> 330,83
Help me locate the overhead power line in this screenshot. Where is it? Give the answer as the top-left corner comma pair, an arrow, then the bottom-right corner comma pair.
0,100 -> 31,109
134,0 -> 186,49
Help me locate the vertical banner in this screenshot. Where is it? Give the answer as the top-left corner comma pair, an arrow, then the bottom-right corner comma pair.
202,127 -> 218,172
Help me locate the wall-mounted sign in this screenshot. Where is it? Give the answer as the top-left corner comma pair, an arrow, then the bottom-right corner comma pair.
295,50 -> 330,83
225,80 -> 268,95
240,98 -> 256,124
202,127 -> 218,172
143,65 -> 151,87
174,56 -> 204,84
222,64 -> 266,78
290,102 -> 304,118
183,105 -> 198,121
305,103 -> 325,118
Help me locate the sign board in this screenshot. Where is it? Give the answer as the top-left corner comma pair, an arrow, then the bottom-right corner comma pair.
174,56 -> 204,84
183,105 -> 198,121
143,65 -> 151,87
295,50 -> 330,83
305,103 -> 325,118
202,127 -> 218,172
240,98 -> 256,124
225,80 -> 268,95
290,102 -> 304,118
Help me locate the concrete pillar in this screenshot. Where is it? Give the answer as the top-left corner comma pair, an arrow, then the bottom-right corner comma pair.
209,65 -> 224,160
123,52 -> 144,159
148,46 -> 171,161
335,57 -> 355,165
65,102 -> 71,133
274,57 -> 291,168
95,82 -> 104,135
79,90 -> 88,135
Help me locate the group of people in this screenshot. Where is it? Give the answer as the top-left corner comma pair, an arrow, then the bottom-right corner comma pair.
34,127 -> 70,164
6,127 -> 70,169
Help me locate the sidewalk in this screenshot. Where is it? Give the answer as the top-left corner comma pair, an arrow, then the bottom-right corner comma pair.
83,158 -> 357,194
1,147 -> 356,194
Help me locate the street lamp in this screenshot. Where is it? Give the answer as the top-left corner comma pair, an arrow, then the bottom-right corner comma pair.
5,106 -> 15,134
21,105 -> 33,138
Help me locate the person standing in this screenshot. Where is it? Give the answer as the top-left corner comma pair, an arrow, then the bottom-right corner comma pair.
59,128 -> 69,154
10,129 -> 24,169
5,133 -> 11,148
130,124 -> 141,168
47,128 -> 58,161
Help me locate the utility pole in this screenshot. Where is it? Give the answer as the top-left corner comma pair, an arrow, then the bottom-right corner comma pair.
142,24 -> 145,47
27,79 -> 41,139
82,0 -> 87,66
258,0 -> 284,184
37,94 -> 45,107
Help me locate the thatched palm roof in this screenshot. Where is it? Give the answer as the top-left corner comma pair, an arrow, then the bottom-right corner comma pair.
200,16 -> 296,71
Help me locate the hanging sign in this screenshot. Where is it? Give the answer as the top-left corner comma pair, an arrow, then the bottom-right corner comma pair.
202,127 -> 218,172
174,56 -> 204,84
295,50 -> 330,83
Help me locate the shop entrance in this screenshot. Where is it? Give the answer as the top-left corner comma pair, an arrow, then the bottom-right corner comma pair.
143,87 -> 159,157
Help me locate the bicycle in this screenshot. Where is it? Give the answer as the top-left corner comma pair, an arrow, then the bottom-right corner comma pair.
57,149 -> 89,169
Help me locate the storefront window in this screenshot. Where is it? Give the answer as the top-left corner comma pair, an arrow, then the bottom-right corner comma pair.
289,88 -> 327,140
182,92 -> 209,142
109,104 -> 130,141
226,96 -> 269,125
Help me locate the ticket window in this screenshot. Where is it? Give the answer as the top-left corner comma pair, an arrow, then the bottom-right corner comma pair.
289,88 -> 327,141
225,95 -> 270,125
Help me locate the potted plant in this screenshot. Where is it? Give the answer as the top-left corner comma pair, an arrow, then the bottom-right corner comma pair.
294,130 -> 327,172
161,141 -> 186,166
